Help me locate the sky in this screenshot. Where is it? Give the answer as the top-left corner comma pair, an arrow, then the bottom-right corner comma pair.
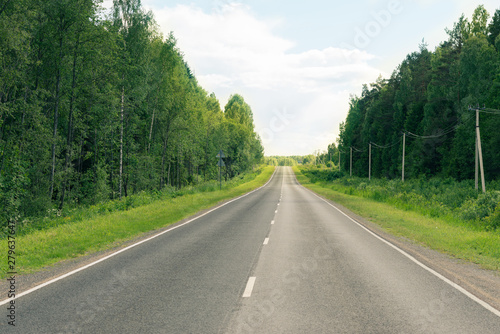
105,0 -> 500,156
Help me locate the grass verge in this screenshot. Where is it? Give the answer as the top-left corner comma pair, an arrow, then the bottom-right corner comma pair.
293,166 -> 500,271
1,166 -> 275,278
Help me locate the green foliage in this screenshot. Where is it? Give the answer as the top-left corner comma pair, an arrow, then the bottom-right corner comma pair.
459,191 -> 500,222
0,149 -> 29,225
265,156 -> 300,166
294,166 -> 500,271
1,165 -> 268,238
298,166 -> 500,230
0,166 -> 274,276
488,10 -> 500,49
300,165 -> 344,183
224,94 -> 255,131
486,203 -> 500,229
335,6 -> 500,182
0,0 -> 264,228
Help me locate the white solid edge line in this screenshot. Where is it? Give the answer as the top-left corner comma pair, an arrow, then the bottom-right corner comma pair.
0,168 -> 279,306
243,277 -> 256,298
302,185 -> 500,319
263,238 -> 269,245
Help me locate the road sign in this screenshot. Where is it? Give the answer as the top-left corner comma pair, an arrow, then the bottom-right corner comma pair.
217,150 -> 226,190
216,150 -> 225,158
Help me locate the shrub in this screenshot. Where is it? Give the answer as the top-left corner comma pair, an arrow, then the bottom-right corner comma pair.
485,204 -> 500,230
458,191 -> 500,221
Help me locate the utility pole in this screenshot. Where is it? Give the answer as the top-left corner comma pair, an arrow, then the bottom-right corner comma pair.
350,147 -> 353,177
369,143 -> 372,181
339,150 -> 341,172
402,132 -> 406,182
475,108 -> 486,193
217,150 -> 225,191
475,135 -> 478,190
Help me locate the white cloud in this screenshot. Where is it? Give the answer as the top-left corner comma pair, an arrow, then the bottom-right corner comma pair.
148,3 -> 385,155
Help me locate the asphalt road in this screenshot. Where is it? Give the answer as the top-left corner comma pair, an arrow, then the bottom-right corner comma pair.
3,166 -> 500,333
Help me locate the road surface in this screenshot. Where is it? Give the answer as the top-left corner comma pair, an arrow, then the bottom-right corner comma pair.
2,167 -> 500,333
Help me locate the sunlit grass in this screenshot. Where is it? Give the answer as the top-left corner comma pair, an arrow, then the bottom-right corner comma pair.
293,166 -> 500,271
1,166 -> 275,278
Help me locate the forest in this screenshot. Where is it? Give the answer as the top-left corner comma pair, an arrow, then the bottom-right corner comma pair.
334,5 -> 500,182
0,0 -> 264,227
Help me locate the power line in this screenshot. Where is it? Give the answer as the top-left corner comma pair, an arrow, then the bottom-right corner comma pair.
352,146 -> 366,153
405,112 -> 474,140
481,109 -> 500,115
469,106 -> 500,115
370,136 -> 401,149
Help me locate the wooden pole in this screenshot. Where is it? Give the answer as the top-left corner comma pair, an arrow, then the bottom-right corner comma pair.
476,109 -> 486,193
350,147 -> 352,177
475,133 -> 478,190
369,143 -> 372,181
402,133 -> 406,182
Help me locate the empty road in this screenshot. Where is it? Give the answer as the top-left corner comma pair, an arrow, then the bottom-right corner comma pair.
3,167 -> 500,333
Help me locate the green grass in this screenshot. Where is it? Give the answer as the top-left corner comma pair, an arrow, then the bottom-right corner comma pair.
1,166 -> 275,278
293,166 -> 500,271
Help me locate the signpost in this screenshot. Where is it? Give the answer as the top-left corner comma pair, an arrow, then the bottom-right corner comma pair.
216,150 -> 225,190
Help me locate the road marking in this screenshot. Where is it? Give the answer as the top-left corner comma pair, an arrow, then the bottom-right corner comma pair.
275,210 -> 278,213
243,277 -> 256,297
0,168 -> 280,306
263,238 -> 269,245
301,185 -> 500,319
271,220 -> 275,225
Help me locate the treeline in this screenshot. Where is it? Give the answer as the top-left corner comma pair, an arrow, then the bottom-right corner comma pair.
266,156 -> 300,166
265,150 -> 341,167
0,0 -> 263,224
336,6 -> 500,180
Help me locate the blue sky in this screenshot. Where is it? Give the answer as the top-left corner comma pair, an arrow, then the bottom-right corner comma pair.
106,0 -> 500,156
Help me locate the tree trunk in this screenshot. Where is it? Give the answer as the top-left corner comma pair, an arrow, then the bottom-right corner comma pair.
177,144 -> 181,189
167,163 -> 171,187
119,85 -> 124,199
77,136 -> 84,174
160,131 -> 169,189
109,129 -> 114,199
49,36 -> 64,199
59,33 -> 80,210
148,89 -> 158,153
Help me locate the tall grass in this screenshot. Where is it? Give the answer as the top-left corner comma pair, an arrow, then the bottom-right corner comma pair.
1,168 -> 267,239
0,166 -> 275,277
294,166 -> 500,271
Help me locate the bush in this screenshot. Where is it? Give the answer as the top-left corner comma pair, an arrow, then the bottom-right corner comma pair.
297,166 -> 500,231
1,166 -> 267,238
357,182 -> 367,190
485,203 -> 500,230
458,191 -> 500,221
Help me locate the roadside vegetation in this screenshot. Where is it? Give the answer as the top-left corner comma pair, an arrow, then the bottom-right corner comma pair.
0,166 -> 274,278
294,165 -> 500,271
0,0 -> 264,234
296,5 -> 500,272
